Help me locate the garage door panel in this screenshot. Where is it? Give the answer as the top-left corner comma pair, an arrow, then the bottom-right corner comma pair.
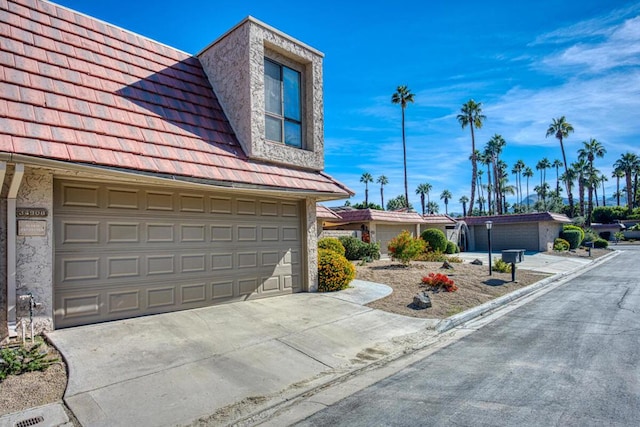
54,180 -> 304,328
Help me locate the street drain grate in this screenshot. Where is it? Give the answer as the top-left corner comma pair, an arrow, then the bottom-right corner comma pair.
15,416 -> 44,427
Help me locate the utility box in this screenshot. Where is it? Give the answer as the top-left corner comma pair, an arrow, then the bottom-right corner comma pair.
501,249 -> 525,264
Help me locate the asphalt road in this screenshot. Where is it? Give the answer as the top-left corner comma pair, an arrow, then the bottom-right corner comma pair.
294,246 -> 640,427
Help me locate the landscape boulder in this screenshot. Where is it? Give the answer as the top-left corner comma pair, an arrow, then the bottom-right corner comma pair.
412,291 -> 432,309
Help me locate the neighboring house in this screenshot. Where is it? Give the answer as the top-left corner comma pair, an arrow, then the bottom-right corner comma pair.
322,208 -> 425,256
0,0 -> 351,337
463,212 -> 571,252
316,205 -> 344,236
422,214 -> 459,240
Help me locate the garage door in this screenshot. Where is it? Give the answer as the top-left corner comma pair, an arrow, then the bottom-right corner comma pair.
376,224 -> 415,255
474,223 -> 539,251
53,180 -> 303,328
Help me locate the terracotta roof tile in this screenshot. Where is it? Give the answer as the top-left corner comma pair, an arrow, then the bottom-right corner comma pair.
1,0 -> 349,197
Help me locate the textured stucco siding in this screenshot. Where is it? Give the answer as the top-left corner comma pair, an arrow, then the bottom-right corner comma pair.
199,17 -> 324,171
538,221 -> 563,251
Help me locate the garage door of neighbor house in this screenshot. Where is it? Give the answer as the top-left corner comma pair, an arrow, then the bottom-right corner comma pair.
475,223 -> 539,251
53,180 -> 303,328
376,224 -> 414,255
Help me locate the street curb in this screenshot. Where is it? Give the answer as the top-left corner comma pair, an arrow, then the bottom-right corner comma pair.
435,250 -> 621,333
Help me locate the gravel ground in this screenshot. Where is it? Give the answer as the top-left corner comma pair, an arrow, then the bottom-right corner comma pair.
358,259 -> 550,318
0,339 -> 67,416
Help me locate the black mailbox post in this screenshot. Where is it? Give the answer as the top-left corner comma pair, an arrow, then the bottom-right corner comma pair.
501,249 -> 525,281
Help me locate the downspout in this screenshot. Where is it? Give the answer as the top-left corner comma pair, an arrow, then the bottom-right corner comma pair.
7,163 -> 24,337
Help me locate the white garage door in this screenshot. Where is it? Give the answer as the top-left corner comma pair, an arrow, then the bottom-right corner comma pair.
53,180 -> 303,328
376,224 -> 415,255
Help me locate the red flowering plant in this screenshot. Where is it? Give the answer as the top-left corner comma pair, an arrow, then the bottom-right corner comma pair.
421,272 -> 458,292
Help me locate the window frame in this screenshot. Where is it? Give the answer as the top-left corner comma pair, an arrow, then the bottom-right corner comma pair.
264,57 -> 303,149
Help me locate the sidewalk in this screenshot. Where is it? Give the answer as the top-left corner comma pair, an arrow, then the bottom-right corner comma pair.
1,251 -> 617,427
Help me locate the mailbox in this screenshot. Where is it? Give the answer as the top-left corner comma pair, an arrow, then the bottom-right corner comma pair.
501,249 -> 525,264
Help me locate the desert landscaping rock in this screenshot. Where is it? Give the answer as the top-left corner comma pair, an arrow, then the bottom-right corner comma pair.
412,292 -> 432,309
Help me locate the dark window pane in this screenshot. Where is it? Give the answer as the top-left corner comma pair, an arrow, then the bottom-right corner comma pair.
283,67 -> 301,121
264,59 -> 282,115
265,115 -> 283,142
284,121 -> 301,148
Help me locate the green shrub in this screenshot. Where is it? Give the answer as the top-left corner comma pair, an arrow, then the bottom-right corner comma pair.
445,241 -> 458,254
593,238 -> 609,248
318,237 -> 345,256
420,229 -> 448,253
0,342 -> 58,381
614,231 -> 625,242
492,258 -> 512,273
317,249 -> 355,292
553,238 -> 570,251
560,229 -> 582,249
338,236 -> 380,260
591,206 -> 629,223
387,230 -> 426,265
446,255 -> 463,263
563,224 -> 585,242
581,228 -> 598,245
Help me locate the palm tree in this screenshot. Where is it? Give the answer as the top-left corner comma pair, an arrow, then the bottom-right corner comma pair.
512,160 -> 525,209
479,151 -> 493,214
600,174 -> 608,207
415,183 -> 432,216
427,201 -> 439,214
377,175 -> 389,210
552,159 -> 563,196
572,159 -> 590,216
485,134 -> 506,214
457,99 -> 486,216
391,86 -> 415,206
536,158 -> 551,209
546,116 -> 575,216
578,138 -> 607,223
614,152 -> 640,210
459,195 -> 469,216
440,189 -> 453,215
360,172 -> 373,207
523,167 -> 533,211
612,168 -> 625,206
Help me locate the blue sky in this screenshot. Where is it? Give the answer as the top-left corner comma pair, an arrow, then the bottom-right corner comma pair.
55,0 -> 640,214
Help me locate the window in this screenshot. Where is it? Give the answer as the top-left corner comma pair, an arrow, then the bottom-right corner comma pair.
264,58 -> 302,148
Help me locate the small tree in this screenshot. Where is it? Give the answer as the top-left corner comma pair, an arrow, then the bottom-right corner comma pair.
387,230 -> 426,266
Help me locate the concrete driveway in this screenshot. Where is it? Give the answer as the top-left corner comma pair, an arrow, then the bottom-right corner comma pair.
47,282 -> 433,427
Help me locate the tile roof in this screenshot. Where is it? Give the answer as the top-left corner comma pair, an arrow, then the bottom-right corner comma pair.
0,0 -> 351,197
334,208 -> 425,224
462,212 -> 571,226
316,204 -> 341,220
422,214 -> 458,225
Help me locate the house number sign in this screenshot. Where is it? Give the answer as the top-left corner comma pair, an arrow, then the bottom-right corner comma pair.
16,208 -> 48,218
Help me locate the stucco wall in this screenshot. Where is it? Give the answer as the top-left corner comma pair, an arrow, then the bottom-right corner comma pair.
538,221 -> 563,251
0,167 -> 55,336
305,198 -> 318,292
199,17 -> 324,170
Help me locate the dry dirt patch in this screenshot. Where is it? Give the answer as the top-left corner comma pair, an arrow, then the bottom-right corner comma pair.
0,340 -> 67,416
358,260 -> 550,319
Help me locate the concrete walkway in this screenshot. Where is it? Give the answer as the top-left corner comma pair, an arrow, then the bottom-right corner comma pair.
15,250 -> 612,427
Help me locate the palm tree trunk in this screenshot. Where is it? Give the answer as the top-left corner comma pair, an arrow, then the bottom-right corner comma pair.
401,107 -> 408,208
616,176 -> 620,206
559,139 -> 575,216
468,126 -> 477,216
602,181 -> 606,207
365,186 -> 369,206
526,177 -> 530,211
587,185 -> 593,226
380,187 -> 385,210
486,165 -> 492,215
421,194 -> 425,215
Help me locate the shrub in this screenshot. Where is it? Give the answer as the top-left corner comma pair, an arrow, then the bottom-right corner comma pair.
387,230 -> 426,265
614,231 -> 625,242
317,249 -> 355,292
581,228 -> 598,245
492,258 -> 512,273
421,272 -> 458,292
0,342 -> 58,381
338,236 -> 380,260
415,250 -> 447,262
446,255 -> 463,263
560,229 -> 582,249
445,241 -> 458,254
593,238 -> 609,248
318,237 -> 345,256
591,206 -> 629,223
420,229 -> 448,253
553,238 -> 570,251
563,224 -> 585,242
